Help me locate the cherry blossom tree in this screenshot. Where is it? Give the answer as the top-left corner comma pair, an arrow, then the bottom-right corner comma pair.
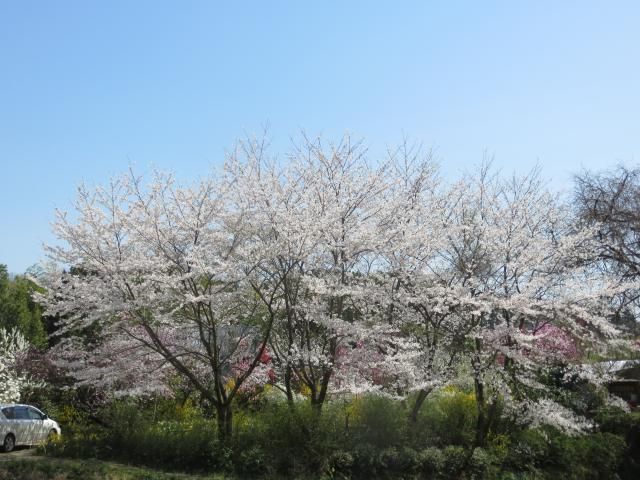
52,326 -> 175,399
41,169 -> 281,439
375,160 -> 625,441
225,135 -> 399,411
433,167 -> 619,444
373,146 -> 465,420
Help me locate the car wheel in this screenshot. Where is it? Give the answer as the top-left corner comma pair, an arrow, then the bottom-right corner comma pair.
2,434 -> 15,453
47,430 -> 58,442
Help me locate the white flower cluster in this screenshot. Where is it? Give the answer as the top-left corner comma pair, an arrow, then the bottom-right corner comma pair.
0,328 -> 31,403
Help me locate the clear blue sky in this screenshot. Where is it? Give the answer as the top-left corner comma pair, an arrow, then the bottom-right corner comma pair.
1,1 -> 639,273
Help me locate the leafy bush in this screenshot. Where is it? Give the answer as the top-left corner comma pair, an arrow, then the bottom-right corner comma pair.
349,395 -> 408,448
543,429 -> 626,480
42,422 -> 107,460
0,457 -> 205,480
232,401 -> 346,476
40,395 -> 637,479
441,445 -> 467,478
395,447 -> 422,474
596,407 -> 640,436
419,447 -> 446,476
327,451 -> 354,479
503,429 -> 547,473
595,408 -> 640,480
413,387 -> 477,448
124,420 -> 220,471
235,445 -> 272,477
44,399 -> 221,473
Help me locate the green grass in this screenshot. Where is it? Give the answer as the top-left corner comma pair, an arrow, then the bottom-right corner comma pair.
0,456 -> 232,480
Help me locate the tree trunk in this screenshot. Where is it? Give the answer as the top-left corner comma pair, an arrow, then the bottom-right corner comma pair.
310,396 -> 324,415
474,377 -> 497,448
216,403 -> 233,442
474,377 -> 487,447
284,366 -> 295,408
409,388 -> 431,424
473,337 -> 489,447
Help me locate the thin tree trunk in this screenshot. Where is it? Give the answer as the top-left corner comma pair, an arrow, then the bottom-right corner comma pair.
316,369 -> 332,411
216,403 -> 233,442
474,376 -> 487,447
311,396 -> 324,415
409,388 -> 431,424
473,337 -> 489,448
284,365 -> 295,408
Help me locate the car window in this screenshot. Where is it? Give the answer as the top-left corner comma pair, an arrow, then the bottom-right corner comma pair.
14,407 -> 29,420
28,408 -> 44,420
1,407 -> 15,419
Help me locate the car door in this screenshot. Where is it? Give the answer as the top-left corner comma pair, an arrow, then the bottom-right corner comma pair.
27,407 -> 48,443
12,407 -> 31,444
0,407 -> 17,442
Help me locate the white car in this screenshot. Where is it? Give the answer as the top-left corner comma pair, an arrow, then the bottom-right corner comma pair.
0,404 -> 61,452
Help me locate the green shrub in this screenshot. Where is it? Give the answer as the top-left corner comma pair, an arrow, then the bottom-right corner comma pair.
235,445 -> 272,477
545,430 -> 626,480
419,447 -> 445,476
41,422 -> 108,459
416,446 -> 469,479
44,407 -> 221,473
232,401 -> 345,476
596,407 -> 640,436
441,445 -> 467,478
327,451 -> 354,479
503,429 -> 548,473
377,447 -> 401,471
122,419 -> 219,471
350,395 -> 408,448
352,443 -> 380,477
395,447 -> 422,474
414,387 -> 477,448
468,448 -> 491,479
40,396 -> 637,479
595,408 -> 640,480
579,433 -> 626,479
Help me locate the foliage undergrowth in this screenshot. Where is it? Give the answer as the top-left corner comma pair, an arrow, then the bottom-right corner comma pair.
0,457 -> 229,480
40,392 -> 637,480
